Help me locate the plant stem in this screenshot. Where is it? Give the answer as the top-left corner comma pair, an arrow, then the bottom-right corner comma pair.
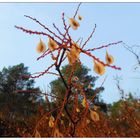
55,48 -> 77,137
57,68 -> 68,89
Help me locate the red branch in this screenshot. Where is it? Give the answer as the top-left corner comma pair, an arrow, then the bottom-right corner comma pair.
82,24 -> 97,49
32,71 -> 59,77
16,90 -> 39,93
71,42 -> 121,70
73,3 -> 82,19
81,49 -> 121,70
53,23 -> 64,37
15,26 -> 61,46
30,63 -> 56,79
37,48 -> 61,61
36,49 -> 50,61
24,15 -> 63,42
62,13 -> 71,42
86,41 -> 123,51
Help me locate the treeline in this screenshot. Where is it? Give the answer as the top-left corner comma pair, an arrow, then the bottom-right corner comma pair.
0,63 -> 140,137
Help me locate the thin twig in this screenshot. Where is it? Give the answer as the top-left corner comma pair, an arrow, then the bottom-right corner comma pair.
24,15 -> 63,42
53,23 -> 64,37
15,26 -> 61,46
86,41 -> 122,52
82,24 -> 96,49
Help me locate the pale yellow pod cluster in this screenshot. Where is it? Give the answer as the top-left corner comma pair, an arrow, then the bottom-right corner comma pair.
48,115 -> 55,128
90,110 -> 100,122
93,60 -> 105,76
106,51 -> 114,65
69,18 -> 80,30
36,39 -> 46,53
48,38 -> 58,51
67,43 -> 81,65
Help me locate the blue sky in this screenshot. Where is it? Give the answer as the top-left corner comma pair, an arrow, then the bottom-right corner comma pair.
0,3 -> 140,103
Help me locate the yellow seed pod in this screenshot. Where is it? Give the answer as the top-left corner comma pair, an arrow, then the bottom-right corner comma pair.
36,39 -> 46,53
71,43 -> 81,58
53,128 -> 63,137
62,113 -> 65,117
106,51 -> 114,65
76,108 -> 80,113
88,84 -> 92,89
69,18 -> 80,30
50,115 -> 55,121
82,98 -> 87,108
35,130 -> 41,138
61,120 -> 64,124
73,76 -> 79,82
49,115 -> 55,128
67,43 -> 80,65
86,119 -> 90,124
93,105 -> 99,111
69,122 -> 71,126
49,119 -> 54,128
78,15 -> 82,20
67,52 -> 75,65
51,55 -> 57,60
48,38 -> 58,51
90,110 -> 100,122
93,60 -> 105,76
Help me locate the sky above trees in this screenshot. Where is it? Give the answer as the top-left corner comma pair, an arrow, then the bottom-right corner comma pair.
0,3 -> 140,103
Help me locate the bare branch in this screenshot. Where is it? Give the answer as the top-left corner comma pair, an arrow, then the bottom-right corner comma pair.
24,15 -> 63,42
